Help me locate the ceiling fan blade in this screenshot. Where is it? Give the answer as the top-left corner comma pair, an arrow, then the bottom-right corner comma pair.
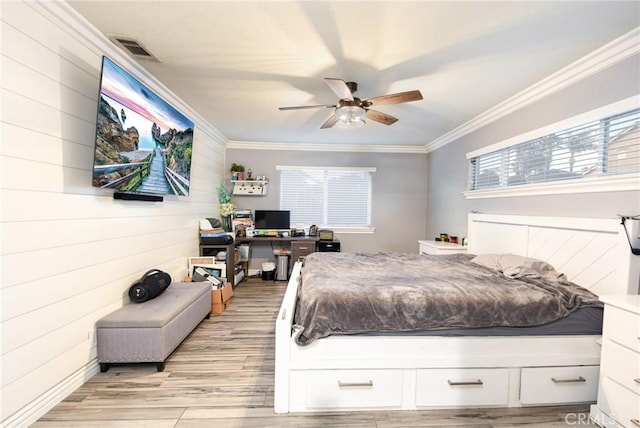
364,90 -> 423,106
320,114 -> 339,129
325,78 -> 354,101
279,104 -> 335,111
366,109 -> 398,126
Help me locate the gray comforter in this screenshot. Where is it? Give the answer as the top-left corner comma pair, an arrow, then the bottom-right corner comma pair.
293,252 -> 603,346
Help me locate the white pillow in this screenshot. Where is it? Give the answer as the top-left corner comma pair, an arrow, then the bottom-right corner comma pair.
471,254 -> 559,279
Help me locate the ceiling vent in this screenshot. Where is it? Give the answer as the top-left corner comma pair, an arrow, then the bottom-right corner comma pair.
108,35 -> 160,62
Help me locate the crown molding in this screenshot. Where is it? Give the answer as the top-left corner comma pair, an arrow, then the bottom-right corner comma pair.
425,26 -> 640,153
226,140 -> 429,154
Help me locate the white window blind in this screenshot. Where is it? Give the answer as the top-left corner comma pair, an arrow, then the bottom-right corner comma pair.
278,166 -> 373,228
469,108 -> 640,191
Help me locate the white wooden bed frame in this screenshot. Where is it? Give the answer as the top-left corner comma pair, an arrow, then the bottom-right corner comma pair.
274,214 -> 639,413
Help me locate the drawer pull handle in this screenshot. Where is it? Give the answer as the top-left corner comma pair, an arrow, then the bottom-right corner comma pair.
635,378 -> 640,385
338,380 -> 373,388
631,419 -> 640,428
447,379 -> 483,387
551,376 -> 586,384
280,309 -> 286,320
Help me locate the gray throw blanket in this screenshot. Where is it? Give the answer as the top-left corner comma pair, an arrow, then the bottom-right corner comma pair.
293,252 -> 602,346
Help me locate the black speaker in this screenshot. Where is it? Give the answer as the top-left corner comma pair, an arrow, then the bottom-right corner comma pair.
114,192 -> 163,202
128,269 -> 172,303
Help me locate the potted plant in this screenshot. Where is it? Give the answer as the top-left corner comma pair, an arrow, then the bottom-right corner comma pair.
230,163 -> 245,181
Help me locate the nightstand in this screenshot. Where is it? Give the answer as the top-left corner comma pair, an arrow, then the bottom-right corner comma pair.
590,295 -> 640,428
418,240 -> 467,255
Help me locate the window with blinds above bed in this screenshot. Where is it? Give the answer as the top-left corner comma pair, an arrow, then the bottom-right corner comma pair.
466,102 -> 640,197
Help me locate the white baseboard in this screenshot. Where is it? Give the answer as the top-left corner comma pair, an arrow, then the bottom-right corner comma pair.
1,360 -> 99,428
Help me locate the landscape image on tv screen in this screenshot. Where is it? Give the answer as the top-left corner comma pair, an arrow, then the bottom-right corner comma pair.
92,56 -> 194,196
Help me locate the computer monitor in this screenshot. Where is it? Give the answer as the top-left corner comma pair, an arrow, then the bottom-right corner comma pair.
254,210 -> 290,230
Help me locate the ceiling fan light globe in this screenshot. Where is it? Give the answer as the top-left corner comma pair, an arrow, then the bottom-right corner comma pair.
335,106 -> 366,129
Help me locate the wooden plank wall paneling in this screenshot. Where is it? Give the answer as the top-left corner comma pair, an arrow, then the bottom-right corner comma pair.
0,1 -> 227,424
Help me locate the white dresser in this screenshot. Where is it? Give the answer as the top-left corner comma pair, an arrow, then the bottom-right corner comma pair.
590,295 -> 640,428
418,240 -> 467,255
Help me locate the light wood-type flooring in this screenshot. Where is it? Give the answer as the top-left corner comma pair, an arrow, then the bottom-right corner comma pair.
35,278 -> 597,427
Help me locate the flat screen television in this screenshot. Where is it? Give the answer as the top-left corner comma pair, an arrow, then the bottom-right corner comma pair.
91,56 -> 194,196
254,210 -> 290,230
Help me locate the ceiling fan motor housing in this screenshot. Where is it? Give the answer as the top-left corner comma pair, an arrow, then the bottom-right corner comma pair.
338,98 -> 362,108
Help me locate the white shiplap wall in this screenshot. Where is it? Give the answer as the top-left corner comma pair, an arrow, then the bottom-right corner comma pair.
0,2 -> 227,426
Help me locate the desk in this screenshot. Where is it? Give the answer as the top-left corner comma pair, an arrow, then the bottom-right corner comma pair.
235,236 -> 320,244
199,237 -> 320,286
235,236 -> 320,261
235,236 -> 320,278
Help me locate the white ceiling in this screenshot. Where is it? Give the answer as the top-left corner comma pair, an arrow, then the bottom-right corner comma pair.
68,1 -> 640,150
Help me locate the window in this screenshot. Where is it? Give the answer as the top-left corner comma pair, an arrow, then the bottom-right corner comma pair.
467,105 -> 640,196
277,166 -> 374,230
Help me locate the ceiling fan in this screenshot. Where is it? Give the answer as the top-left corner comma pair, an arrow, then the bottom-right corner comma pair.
278,78 -> 423,129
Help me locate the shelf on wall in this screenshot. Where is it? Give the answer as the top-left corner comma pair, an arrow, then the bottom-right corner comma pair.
231,180 -> 268,195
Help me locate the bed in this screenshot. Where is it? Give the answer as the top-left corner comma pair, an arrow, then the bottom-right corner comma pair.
274,214 -> 639,413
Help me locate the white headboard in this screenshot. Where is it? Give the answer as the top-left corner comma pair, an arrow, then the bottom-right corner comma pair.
468,213 -> 640,295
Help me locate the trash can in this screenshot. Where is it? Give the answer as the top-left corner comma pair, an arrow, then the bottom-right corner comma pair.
261,262 -> 276,281
276,254 -> 289,281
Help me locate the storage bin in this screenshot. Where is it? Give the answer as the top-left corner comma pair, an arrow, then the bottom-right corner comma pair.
262,262 -> 276,281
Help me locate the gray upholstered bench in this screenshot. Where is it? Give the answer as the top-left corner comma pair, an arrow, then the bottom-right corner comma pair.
96,281 -> 211,372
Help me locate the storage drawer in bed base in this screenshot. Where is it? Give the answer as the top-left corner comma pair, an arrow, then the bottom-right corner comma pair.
287,365 -> 599,412
291,369 -> 405,410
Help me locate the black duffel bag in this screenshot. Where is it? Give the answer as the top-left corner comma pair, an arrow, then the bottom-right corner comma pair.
128,269 -> 172,303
